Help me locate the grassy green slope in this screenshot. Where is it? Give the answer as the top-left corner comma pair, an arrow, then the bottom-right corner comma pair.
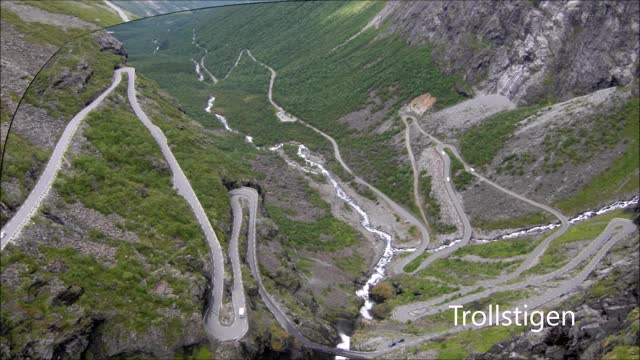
135,75 -> 255,242
460,105 -> 545,169
113,1 -> 464,213
0,7 -> 87,47
24,34 -> 124,119
2,33 -> 126,222
556,98 -> 640,213
21,1 -> 122,27
1,1 -> 122,48
1,84 -> 211,356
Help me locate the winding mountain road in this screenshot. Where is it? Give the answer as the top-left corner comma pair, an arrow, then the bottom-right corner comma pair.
399,114 -> 474,274
217,50 -> 639,355
1,67 -> 247,342
393,218 -> 636,321
1,70 -> 124,249
229,185 -> 638,357
122,68 -> 248,342
233,49 -> 432,261
409,112 -> 571,272
4,37 -> 635,356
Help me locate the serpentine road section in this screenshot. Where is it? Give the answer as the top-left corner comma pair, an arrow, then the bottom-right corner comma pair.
231,187 -> 639,357
399,114 -> 473,274
233,49 -> 432,267
239,186 -> 432,359
407,111 -> 571,274
1,67 -> 247,342
393,218 -> 637,321
122,68 -> 247,341
401,117 -> 430,229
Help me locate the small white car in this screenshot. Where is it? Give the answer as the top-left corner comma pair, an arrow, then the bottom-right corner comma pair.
447,177 -> 450,182
0,231 -> 5,239
238,307 -> 245,318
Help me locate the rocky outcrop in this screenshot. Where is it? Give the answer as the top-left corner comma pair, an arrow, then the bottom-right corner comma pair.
95,32 -> 128,59
373,0 -> 639,104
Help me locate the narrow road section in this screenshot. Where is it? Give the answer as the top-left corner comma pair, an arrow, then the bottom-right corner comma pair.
1,70 -> 124,249
122,68 -> 245,341
2,67 -> 247,342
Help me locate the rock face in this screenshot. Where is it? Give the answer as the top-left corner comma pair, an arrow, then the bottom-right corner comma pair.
374,0 -> 639,104
95,33 -> 128,59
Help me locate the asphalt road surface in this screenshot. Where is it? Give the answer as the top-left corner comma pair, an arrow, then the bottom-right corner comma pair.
1,70 -> 124,249
2,67 -> 247,342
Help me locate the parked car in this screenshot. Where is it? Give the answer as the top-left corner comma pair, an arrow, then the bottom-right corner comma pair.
388,341 -> 396,347
396,338 -> 405,343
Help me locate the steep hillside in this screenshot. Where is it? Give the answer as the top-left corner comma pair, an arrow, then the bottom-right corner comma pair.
1,1 -> 638,358
1,0 -> 130,225
420,86 -> 638,230
1,81 -> 213,358
372,0 -> 639,104
1,31 -> 127,226
114,1 -> 465,218
0,0 -> 124,117
114,0 -> 638,233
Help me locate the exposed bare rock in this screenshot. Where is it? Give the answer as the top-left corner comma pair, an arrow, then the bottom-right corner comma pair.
461,179 -> 543,228
251,153 -> 326,223
372,0 -> 639,104
51,286 -> 84,306
95,31 -> 128,59
0,22 -> 53,114
417,146 -> 462,241
10,103 -> 66,150
338,90 -> 399,132
419,94 -> 515,141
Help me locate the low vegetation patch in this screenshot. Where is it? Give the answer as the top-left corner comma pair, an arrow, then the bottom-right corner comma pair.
0,7 -> 86,47
22,0 -> 122,27
403,252 -> 430,273
385,275 -> 459,310
335,253 -> 366,277
446,149 -> 473,191
24,34 -> 125,120
556,98 -> 639,214
419,172 -> 457,234
525,208 -> 634,275
454,238 -> 540,259
418,258 -> 521,286
0,133 -> 49,210
413,326 -> 524,358
268,206 -> 362,252
460,105 -> 544,168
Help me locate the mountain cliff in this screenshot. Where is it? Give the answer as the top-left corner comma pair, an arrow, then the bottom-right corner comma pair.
373,0 -> 639,104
